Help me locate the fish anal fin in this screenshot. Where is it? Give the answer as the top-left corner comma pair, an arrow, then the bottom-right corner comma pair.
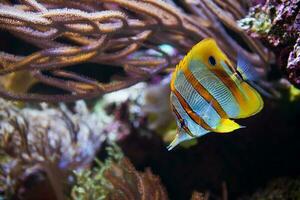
215,118 -> 243,133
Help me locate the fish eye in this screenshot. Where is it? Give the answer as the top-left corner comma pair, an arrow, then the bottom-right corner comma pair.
208,56 -> 216,66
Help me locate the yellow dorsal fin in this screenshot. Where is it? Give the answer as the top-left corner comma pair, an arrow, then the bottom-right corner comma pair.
237,82 -> 264,118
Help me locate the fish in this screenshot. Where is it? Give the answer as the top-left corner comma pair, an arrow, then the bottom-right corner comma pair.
0,71 -> 37,94
168,38 -> 264,150
0,71 -> 38,107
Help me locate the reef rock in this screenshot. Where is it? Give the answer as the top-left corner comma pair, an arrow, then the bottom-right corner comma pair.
239,0 -> 300,88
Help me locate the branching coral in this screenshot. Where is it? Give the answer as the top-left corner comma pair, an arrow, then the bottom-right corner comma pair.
0,99 -> 106,199
70,144 -> 124,200
103,158 -> 169,200
0,0 -> 270,102
69,144 -> 169,200
0,98 -> 169,200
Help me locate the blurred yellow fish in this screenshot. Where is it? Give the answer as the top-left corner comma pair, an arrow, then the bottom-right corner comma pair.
168,38 -> 264,150
0,71 -> 37,94
0,71 -> 37,107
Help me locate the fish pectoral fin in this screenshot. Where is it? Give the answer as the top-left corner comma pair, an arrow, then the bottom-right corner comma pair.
215,118 -> 244,133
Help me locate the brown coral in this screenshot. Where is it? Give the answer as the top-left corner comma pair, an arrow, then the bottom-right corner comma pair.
0,0 -> 270,102
287,37 -> 300,87
239,177 -> 300,200
190,192 -> 207,200
104,158 -> 168,200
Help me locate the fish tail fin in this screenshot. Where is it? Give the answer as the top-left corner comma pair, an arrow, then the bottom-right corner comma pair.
215,118 -> 244,133
167,132 -> 192,151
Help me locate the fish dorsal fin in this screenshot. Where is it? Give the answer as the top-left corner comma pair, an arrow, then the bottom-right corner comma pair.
236,82 -> 264,118
237,54 -> 273,98
237,54 -> 260,82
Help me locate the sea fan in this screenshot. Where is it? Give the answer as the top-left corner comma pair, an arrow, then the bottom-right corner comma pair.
0,0 -> 270,102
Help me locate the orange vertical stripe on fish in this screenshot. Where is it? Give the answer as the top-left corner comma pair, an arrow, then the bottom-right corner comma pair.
182,67 -> 228,119
171,88 -> 213,131
171,103 -> 195,137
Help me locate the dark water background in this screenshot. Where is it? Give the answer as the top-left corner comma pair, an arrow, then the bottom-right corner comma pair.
119,98 -> 300,199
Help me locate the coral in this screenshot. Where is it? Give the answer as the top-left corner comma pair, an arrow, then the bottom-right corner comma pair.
240,177 -> 300,200
117,92 -> 300,199
0,103 -> 168,200
92,78 -> 179,146
250,0 -> 267,6
70,144 -> 123,200
104,158 -> 168,200
288,37 -> 300,86
190,191 -> 208,200
0,99 -> 106,199
239,0 -> 300,88
71,143 -> 169,200
141,77 -> 174,134
93,83 -> 149,141
0,0 -> 269,102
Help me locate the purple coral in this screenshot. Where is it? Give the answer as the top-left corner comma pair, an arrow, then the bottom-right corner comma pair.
287,37 -> 300,86
0,99 -> 106,199
239,0 -> 300,88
